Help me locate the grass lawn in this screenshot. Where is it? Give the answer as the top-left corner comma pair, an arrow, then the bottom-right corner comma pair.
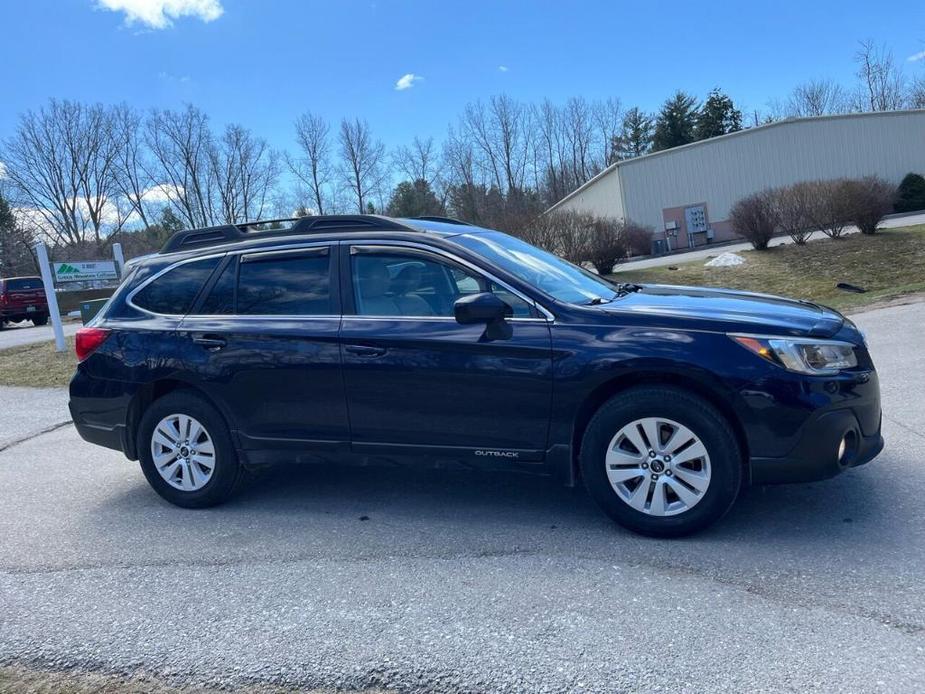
0,336 -> 76,388
611,224 -> 925,311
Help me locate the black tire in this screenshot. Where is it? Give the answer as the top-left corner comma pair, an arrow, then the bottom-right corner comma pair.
579,386 -> 742,538
137,390 -> 242,508
32,314 -> 48,326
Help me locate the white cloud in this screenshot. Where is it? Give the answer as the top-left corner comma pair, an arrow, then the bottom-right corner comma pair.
95,0 -> 223,29
908,50 -> 925,62
395,73 -> 423,91
498,65 -> 509,72
0,161 -> 7,179
139,183 -> 182,204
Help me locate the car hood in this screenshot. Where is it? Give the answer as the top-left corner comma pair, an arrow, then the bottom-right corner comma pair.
590,284 -> 845,337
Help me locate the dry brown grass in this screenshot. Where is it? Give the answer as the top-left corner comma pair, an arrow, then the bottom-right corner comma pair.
0,336 -> 76,388
612,224 -> 925,310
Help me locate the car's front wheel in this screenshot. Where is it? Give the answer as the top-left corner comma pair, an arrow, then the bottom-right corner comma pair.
138,390 -> 242,508
580,386 -> 742,537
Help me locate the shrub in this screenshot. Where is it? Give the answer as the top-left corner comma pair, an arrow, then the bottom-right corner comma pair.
804,179 -> 853,239
585,217 -> 628,274
623,220 -> 655,257
730,190 -> 778,250
844,176 -> 895,235
772,182 -> 814,245
894,172 -> 925,213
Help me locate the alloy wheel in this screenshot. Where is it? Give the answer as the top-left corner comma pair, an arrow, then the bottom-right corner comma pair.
150,414 -> 216,492
605,417 -> 712,516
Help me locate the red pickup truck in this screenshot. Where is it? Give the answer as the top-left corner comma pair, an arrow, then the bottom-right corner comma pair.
0,276 -> 49,328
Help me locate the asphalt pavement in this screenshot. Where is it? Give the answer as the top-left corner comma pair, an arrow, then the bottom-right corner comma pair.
0,321 -> 81,350
0,301 -> 923,692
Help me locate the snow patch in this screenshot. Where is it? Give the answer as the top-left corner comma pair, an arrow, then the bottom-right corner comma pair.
705,252 -> 746,268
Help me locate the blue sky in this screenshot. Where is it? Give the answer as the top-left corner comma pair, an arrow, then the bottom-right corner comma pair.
1,0 -> 924,153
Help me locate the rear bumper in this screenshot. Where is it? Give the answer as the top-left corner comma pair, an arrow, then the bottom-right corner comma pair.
69,370 -> 133,458
70,411 -> 127,454
0,308 -> 47,320
749,407 -> 883,484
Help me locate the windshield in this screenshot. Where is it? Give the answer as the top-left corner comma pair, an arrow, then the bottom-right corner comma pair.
452,231 -> 617,304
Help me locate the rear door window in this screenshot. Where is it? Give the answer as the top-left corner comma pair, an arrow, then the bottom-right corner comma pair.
132,257 -> 220,315
237,249 -> 332,315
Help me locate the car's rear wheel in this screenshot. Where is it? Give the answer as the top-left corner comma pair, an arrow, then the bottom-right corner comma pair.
580,386 -> 742,537
32,314 -> 48,326
138,391 -> 242,508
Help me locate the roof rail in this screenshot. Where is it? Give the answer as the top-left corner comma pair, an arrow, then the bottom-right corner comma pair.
159,215 -> 420,254
412,216 -> 470,225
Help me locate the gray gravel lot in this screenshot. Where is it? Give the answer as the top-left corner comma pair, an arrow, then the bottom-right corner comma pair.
0,302 -> 923,692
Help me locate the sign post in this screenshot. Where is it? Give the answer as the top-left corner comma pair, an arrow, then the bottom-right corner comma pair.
33,242 -> 66,353
112,242 -> 125,278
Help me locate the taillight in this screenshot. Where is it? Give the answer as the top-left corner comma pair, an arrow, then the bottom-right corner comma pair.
0,292 -> 7,306
75,327 -> 111,362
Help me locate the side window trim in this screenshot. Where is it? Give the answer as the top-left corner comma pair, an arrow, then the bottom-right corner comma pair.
344,242 -> 545,321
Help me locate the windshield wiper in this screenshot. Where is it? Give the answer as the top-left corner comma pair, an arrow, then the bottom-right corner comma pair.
584,284 -> 642,305
614,282 -> 642,294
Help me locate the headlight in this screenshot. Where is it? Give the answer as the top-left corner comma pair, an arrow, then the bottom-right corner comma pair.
730,334 -> 857,375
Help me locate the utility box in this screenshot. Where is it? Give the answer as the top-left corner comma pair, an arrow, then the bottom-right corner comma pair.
79,299 -> 109,325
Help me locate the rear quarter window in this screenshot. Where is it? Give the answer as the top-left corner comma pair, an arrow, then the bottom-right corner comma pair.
131,257 -> 220,315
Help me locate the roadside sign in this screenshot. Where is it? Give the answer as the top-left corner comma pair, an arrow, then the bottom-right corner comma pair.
53,261 -> 118,282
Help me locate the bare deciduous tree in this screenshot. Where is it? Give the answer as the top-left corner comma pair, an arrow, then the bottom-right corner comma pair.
394,136 -> 441,187
854,40 -> 908,111
288,112 -> 332,214
592,98 -> 623,167
211,124 -> 279,223
111,104 -> 156,228
462,95 -> 532,194
787,79 -> 849,117
144,105 -> 218,229
338,118 -> 386,213
0,99 -> 122,246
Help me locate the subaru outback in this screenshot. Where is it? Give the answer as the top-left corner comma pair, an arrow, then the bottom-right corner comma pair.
68,215 -> 883,536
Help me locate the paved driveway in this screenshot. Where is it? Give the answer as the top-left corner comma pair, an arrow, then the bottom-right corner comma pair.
0,302 -> 923,692
0,321 -> 80,350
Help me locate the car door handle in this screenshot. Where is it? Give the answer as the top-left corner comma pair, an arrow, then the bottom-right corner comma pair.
344,344 -> 387,358
192,334 -> 227,351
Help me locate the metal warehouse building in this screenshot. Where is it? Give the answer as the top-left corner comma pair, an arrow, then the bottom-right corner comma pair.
548,109 -> 925,252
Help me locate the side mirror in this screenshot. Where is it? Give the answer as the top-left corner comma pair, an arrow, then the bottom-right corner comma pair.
454,292 -> 512,325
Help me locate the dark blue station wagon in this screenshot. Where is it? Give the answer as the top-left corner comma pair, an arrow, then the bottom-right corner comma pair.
69,215 -> 883,536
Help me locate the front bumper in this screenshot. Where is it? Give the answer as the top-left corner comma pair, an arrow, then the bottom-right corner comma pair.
749,406 -> 883,484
